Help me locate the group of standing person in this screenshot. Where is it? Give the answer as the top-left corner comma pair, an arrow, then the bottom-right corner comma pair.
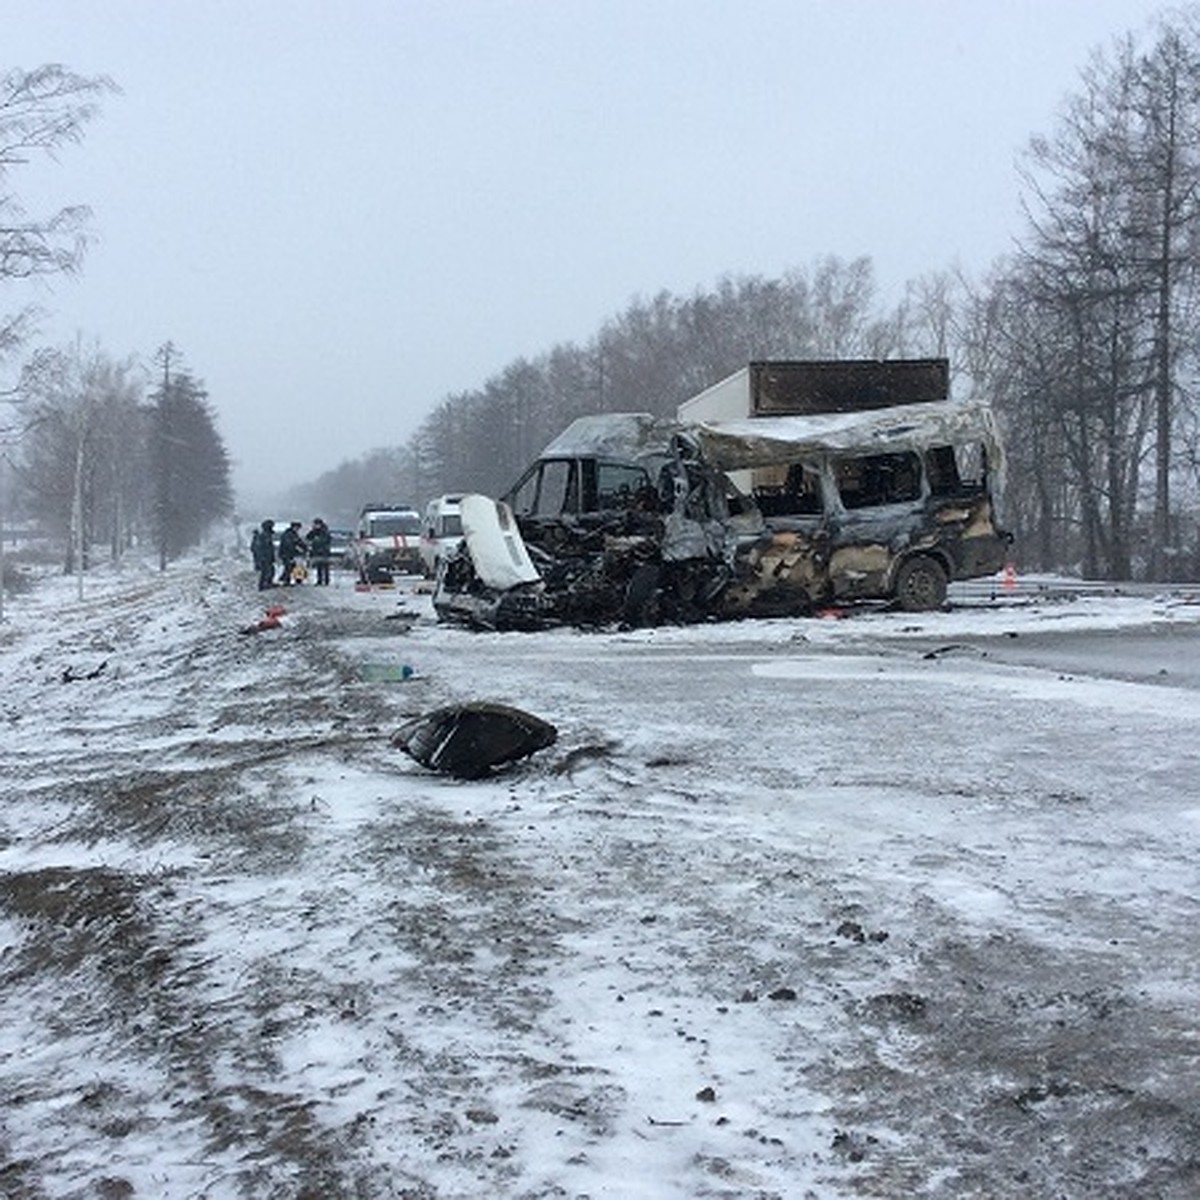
250,517 -> 333,590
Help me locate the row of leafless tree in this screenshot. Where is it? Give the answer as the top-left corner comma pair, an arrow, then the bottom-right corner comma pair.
288,258 -> 964,529
293,12 -> 1200,581
11,340 -> 231,571
1,67 -> 232,572
10,10 -> 1200,583
974,14 -> 1200,579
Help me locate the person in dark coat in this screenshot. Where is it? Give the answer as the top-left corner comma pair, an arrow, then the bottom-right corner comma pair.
251,519 -> 276,590
277,521 -> 306,586
306,517 -> 333,586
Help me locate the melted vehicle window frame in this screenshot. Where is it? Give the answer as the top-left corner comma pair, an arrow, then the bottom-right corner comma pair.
925,441 -> 989,496
509,457 -> 662,519
752,461 -> 826,517
833,450 -> 923,511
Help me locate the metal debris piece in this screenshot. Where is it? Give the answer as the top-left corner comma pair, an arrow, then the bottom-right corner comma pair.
60,661 -> 108,683
393,702 -> 558,778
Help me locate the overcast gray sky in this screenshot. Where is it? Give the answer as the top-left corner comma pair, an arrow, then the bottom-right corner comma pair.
2,0 -> 1173,505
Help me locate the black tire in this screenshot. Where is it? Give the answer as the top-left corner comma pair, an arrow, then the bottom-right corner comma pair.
893,555 -> 948,612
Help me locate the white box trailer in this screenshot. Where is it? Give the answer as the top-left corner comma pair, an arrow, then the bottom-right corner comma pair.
679,358 -> 950,422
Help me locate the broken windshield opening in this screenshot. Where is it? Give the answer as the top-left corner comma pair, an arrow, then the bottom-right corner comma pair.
509,458 -> 664,518
595,462 -> 661,512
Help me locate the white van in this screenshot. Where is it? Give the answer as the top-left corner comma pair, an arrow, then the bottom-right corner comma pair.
420,495 -> 465,577
350,503 -> 423,582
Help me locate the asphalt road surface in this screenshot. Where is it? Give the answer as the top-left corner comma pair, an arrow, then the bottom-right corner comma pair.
892,620 -> 1200,692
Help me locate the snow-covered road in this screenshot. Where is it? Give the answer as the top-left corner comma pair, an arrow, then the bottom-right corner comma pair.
1,556 -> 1198,1198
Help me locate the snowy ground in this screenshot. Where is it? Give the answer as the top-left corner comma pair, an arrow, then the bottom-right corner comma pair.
1,554 -> 1199,1199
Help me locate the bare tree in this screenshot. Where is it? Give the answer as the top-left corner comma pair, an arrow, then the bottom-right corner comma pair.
292,256 -> 941,518
354,256 -> 928,507
980,13 -> 1200,579
1127,16 -> 1200,575
15,342 -> 141,580
1,65 -> 117,366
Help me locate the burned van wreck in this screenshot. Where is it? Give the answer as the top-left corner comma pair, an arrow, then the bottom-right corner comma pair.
433,372 -> 1011,631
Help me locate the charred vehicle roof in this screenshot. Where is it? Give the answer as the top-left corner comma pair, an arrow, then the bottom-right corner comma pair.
690,398 -> 1005,478
432,399 -> 1011,631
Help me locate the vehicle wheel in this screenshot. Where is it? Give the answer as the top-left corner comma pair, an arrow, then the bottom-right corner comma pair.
893,555 -> 948,612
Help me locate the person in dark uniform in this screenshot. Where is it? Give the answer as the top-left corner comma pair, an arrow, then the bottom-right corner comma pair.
277,521 -> 306,586
251,519 -> 276,590
306,517 -> 333,586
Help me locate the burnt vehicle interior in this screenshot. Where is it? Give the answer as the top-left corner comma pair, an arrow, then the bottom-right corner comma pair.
752,439 -> 989,519
506,455 -> 666,523
487,451 -> 677,628
702,413 -> 1007,615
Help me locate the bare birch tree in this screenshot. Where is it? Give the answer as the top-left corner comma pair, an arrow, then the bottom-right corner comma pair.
16,342 -> 142,576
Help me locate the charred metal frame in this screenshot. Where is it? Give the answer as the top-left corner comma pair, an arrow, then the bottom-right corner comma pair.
432,398 -> 1012,631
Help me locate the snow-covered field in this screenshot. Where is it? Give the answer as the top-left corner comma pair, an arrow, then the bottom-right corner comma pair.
2,554 -> 1199,1199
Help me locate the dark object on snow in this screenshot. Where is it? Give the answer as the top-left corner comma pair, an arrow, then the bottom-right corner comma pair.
921,643 -> 974,660
61,661 -> 107,683
866,991 -> 928,1019
393,702 -> 558,778
551,740 -> 619,775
